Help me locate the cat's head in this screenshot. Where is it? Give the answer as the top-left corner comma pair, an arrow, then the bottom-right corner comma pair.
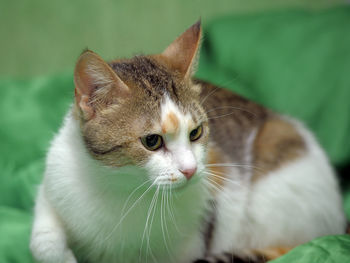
74,21 -> 208,187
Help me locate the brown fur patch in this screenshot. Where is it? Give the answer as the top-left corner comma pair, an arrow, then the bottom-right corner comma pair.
254,247 -> 293,261
198,81 -> 269,169
206,145 -> 227,193
346,223 -> 350,234
161,111 -> 179,134
252,118 -> 306,181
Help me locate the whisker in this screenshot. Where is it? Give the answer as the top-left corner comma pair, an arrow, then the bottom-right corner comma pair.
202,179 -> 232,207
167,185 -> 183,235
203,171 -> 245,189
206,177 -> 225,191
140,185 -> 159,263
200,86 -> 220,105
204,169 -> 229,178
120,179 -> 152,216
146,186 -> 160,262
206,106 -> 257,118
160,187 -> 174,261
104,181 -> 155,244
164,187 -> 175,248
203,169 -> 242,182
140,194 -> 153,262
212,76 -> 241,90
205,163 -> 266,173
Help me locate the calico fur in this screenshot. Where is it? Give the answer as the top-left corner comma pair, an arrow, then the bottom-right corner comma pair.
30,21 -> 346,263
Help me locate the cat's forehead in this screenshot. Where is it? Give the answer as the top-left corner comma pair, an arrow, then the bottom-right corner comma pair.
160,97 -> 195,136
110,56 -> 177,100
108,55 -> 204,132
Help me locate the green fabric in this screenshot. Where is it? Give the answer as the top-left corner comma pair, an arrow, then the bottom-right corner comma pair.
1,1 -> 345,77
0,207 -> 33,263
197,6 -> 350,167
0,74 -> 73,263
271,235 -> 350,263
1,6 -> 350,263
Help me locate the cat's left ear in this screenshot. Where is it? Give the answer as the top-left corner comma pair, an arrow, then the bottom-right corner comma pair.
74,50 -> 130,120
160,20 -> 202,79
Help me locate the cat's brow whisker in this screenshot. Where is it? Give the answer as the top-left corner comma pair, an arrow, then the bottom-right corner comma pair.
200,86 -> 220,105
205,106 -> 258,118
212,76 -> 240,90
207,110 -> 256,120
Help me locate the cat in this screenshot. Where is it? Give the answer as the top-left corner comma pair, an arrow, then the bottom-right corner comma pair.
30,21 -> 346,263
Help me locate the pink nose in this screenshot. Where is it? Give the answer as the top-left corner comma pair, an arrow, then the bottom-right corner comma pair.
179,167 -> 197,180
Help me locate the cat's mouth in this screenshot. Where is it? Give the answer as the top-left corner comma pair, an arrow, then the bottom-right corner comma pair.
155,175 -> 187,189
154,172 -> 202,190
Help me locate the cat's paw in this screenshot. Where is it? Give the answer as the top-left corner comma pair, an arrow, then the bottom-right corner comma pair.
193,252 -> 267,263
30,228 -> 77,263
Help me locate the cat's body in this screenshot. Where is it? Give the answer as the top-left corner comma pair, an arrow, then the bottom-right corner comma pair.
30,22 -> 346,263
197,82 -> 346,258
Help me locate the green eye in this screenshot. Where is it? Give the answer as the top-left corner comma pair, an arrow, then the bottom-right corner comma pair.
189,125 -> 203,142
141,134 -> 163,151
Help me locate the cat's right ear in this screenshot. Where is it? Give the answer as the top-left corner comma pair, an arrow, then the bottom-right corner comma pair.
74,50 -> 130,120
159,20 -> 202,79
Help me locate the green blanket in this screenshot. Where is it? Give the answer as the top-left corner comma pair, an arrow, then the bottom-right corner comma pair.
1,6 -> 350,263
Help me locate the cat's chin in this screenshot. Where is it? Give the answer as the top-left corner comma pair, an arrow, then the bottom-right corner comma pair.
154,173 -> 202,191
154,177 -> 187,189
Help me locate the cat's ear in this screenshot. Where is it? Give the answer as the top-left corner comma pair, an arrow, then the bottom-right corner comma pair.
74,50 -> 130,120
160,20 -> 202,78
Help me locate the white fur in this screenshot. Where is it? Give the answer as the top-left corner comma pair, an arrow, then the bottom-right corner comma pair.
210,118 -> 346,257
31,103 -> 346,263
147,97 -> 205,186
30,101 -> 208,263
30,186 -> 77,263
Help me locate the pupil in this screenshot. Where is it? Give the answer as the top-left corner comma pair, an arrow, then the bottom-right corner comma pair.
147,135 -> 158,146
190,129 -> 197,138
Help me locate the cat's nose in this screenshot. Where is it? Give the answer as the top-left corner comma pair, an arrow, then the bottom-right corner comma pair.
179,167 -> 197,180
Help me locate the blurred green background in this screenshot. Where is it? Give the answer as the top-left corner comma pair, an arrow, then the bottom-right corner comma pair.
1,1 -> 350,263
0,0 -> 347,77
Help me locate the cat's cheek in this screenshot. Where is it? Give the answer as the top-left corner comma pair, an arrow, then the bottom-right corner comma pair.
192,143 -> 206,173
121,142 -> 154,166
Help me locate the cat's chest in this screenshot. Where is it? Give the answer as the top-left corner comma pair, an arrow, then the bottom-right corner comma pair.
47,171 -> 208,263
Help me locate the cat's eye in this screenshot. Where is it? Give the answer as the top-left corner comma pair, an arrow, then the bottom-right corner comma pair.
189,125 -> 203,142
141,134 -> 163,151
